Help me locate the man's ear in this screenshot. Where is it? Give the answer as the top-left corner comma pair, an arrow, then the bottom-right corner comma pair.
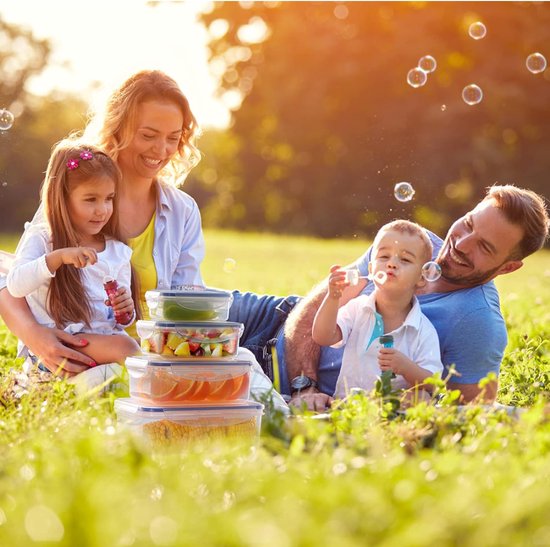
368,261 -> 373,275
497,260 -> 523,277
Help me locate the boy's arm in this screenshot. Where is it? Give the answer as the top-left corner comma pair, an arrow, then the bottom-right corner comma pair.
285,265 -> 366,381
312,293 -> 343,347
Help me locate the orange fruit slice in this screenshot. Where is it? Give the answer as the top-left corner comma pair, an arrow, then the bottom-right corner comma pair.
231,374 -> 249,399
150,370 -> 179,402
190,380 -> 210,401
173,377 -> 197,401
207,378 -> 235,402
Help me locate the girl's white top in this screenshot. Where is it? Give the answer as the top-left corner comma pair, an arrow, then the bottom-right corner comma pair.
3,179 -> 205,291
6,224 -> 133,335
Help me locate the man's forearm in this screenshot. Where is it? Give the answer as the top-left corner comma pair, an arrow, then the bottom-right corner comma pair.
283,282 -> 327,381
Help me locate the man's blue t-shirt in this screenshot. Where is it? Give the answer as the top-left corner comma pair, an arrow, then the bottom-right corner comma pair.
277,231 -> 508,396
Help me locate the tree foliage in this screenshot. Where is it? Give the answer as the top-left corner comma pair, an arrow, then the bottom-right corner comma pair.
0,17 -> 88,231
189,1 -> 550,238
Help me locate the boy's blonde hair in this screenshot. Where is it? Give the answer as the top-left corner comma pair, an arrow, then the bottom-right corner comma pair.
373,219 -> 433,264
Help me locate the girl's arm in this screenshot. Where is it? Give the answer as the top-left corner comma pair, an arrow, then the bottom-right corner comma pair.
7,229 -> 53,297
311,266 -> 347,347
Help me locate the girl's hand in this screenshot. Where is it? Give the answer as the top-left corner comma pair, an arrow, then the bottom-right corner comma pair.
60,247 -> 98,268
378,348 -> 414,376
327,265 -> 349,300
106,285 -> 134,315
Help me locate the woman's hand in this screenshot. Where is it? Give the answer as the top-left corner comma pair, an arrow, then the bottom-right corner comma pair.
27,325 -> 95,377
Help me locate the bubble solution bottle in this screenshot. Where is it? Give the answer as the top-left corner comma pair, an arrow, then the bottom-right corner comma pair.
103,276 -> 133,325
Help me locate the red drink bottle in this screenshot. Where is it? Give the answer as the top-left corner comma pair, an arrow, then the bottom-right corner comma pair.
103,276 -> 133,325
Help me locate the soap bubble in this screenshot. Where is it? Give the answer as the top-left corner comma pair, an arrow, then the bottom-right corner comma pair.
394,182 -> 415,202
345,268 -> 360,286
372,271 -> 387,285
468,21 -> 487,40
1,181 -> 7,187
407,68 -> 427,88
0,109 -> 14,131
422,261 -> 442,282
418,55 -> 437,73
462,84 -> 483,106
223,258 -> 237,273
526,52 -> 547,74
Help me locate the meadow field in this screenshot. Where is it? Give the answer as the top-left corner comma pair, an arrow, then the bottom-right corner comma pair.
1,230 -> 550,546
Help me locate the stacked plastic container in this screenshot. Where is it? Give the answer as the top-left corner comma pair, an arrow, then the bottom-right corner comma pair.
114,288 -> 264,447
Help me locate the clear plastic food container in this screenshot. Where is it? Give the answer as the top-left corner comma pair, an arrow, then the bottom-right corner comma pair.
114,398 -> 263,447
145,288 -> 233,321
125,355 -> 252,404
136,320 -> 244,359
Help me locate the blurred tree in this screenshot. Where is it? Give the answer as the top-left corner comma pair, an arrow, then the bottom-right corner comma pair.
0,17 -> 88,232
189,1 -> 550,239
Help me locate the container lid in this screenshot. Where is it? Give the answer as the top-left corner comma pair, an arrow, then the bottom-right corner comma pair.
125,355 -> 253,368
115,397 -> 263,414
146,288 -> 232,299
137,320 -> 243,330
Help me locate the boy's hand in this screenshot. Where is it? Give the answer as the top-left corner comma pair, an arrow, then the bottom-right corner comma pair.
378,348 -> 414,376
327,265 -> 349,300
60,247 -> 98,268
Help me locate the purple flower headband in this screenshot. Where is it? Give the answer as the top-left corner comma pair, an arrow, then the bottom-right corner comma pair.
67,150 -> 94,171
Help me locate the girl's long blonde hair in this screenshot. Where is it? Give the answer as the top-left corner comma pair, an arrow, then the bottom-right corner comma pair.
85,69 -> 201,185
42,139 -> 140,328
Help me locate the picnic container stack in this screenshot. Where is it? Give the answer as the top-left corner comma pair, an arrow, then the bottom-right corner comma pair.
114,288 -> 264,447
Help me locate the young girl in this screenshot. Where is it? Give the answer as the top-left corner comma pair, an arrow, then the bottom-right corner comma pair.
6,139 -> 140,371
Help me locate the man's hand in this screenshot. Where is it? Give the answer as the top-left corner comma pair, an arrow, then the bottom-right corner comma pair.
27,325 -> 95,377
289,386 -> 334,412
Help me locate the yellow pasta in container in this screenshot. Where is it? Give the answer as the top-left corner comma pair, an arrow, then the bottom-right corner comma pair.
114,398 -> 263,448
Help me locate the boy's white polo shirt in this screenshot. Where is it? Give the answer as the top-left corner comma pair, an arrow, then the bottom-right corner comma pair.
333,291 -> 443,399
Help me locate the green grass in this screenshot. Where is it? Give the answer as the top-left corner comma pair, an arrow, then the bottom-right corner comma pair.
1,231 -> 550,546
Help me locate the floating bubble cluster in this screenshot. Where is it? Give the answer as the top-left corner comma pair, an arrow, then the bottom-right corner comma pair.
462,84 -> 483,105
526,52 -> 547,74
468,21 -> 487,40
223,258 -> 237,273
372,271 -> 388,285
418,55 -> 437,73
394,182 -> 415,202
345,268 -> 387,286
407,67 -> 427,88
0,109 -> 14,131
345,268 -> 360,286
422,261 -> 442,282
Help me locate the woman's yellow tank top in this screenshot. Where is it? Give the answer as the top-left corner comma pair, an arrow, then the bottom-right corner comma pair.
126,213 -> 158,339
